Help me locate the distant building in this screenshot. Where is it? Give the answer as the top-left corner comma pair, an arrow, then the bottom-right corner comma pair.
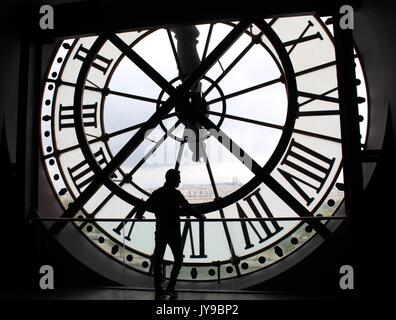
178,178 -> 244,203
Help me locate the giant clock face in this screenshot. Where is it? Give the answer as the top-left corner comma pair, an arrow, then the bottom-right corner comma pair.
39,16 -> 369,287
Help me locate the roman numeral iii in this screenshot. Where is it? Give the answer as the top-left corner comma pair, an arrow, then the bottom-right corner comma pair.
278,139 -> 335,205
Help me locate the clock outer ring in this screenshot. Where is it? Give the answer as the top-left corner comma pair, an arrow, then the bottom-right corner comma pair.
72,20 -> 299,213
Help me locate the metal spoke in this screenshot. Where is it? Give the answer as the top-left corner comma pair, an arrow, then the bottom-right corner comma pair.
175,127 -> 188,170
202,24 -> 214,61
44,115 -> 176,160
104,88 -> 166,104
208,110 -> 341,143
203,39 -> 256,98
166,28 -> 182,71
208,110 -> 283,131
207,77 -> 282,104
207,60 -> 341,105
106,112 -> 176,140
46,78 -> 166,104
127,120 -> 181,177
44,137 -> 100,159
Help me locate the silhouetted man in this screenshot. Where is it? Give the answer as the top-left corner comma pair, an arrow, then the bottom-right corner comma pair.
135,169 -> 206,299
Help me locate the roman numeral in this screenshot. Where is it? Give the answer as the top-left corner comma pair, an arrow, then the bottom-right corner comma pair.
67,147 -> 108,193
113,208 -> 137,241
59,102 -> 98,130
73,44 -> 113,75
283,20 -> 323,55
278,139 -> 335,206
297,88 -> 340,118
181,217 -> 207,258
237,188 -> 283,250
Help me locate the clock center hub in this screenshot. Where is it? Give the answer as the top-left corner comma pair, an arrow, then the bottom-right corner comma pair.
176,92 -> 209,127
156,76 -> 227,142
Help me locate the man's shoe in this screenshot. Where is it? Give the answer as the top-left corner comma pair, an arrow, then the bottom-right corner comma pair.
165,289 -> 178,298
155,288 -> 166,299
155,292 -> 167,299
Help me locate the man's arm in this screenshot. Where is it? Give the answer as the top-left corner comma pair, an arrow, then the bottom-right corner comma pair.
178,192 -> 206,220
134,201 -> 146,220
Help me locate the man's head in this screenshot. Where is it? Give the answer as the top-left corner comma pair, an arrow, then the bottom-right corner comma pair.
165,169 -> 181,188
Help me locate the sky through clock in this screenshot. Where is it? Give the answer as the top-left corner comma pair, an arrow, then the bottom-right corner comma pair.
39,15 -> 368,285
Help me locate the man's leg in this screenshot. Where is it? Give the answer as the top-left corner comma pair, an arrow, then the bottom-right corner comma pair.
153,233 -> 167,294
166,233 -> 183,292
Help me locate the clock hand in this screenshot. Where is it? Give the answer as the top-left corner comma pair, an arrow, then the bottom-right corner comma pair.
50,20 -> 251,235
171,25 -> 202,92
167,25 -> 215,166
171,26 -> 205,161
175,127 -> 188,170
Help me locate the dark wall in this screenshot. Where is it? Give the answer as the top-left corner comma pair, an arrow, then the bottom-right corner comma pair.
0,0 -> 122,290
355,0 -> 396,148
0,0 -> 395,296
